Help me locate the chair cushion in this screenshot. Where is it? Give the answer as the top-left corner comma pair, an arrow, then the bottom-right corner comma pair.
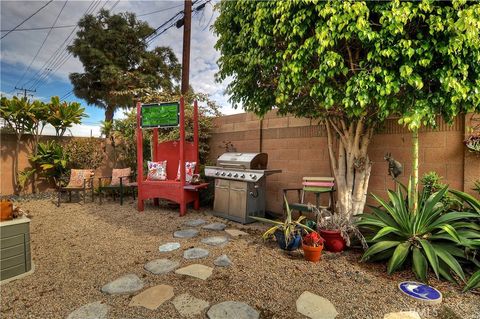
176,161 -> 196,183
147,161 -> 167,181
111,168 -> 131,186
67,169 -> 94,188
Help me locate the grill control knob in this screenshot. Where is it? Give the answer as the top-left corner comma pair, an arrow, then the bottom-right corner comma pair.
240,174 -> 245,178
215,171 -> 220,176
221,172 -> 226,176
252,175 -> 257,180
233,173 -> 238,178
227,173 -> 232,177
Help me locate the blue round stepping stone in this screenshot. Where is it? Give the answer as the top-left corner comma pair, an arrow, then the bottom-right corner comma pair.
398,281 -> 442,305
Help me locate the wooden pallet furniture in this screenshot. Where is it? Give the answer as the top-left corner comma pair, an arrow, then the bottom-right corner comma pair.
283,176 -> 335,216
136,97 -> 208,216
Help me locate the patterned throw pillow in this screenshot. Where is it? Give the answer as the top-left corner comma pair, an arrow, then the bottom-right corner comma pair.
67,169 -> 94,188
110,168 -> 131,186
176,161 -> 197,183
147,161 -> 167,181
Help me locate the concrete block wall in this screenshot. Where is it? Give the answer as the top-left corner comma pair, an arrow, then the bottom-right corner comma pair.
209,110 -> 472,214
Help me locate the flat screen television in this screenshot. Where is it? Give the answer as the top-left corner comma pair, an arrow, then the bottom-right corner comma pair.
141,102 -> 179,128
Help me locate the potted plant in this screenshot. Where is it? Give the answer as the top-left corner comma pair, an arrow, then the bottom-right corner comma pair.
465,133 -> 480,154
302,231 -> 325,262
314,207 -> 367,252
251,196 -> 314,251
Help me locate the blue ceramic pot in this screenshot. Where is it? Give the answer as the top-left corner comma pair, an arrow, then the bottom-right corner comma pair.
274,229 -> 302,251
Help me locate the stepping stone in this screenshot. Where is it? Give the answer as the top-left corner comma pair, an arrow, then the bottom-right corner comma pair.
296,291 -> 338,319
207,301 -> 259,319
159,242 -> 181,252
202,222 -> 227,231
184,248 -> 209,259
214,254 -> 232,267
144,259 -> 180,275
129,284 -> 174,310
67,301 -> 109,319
225,229 -> 249,237
384,312 -> 421,319
185,219 -> 207,227
172,293 -> 209,317
201,236 -> 229,246
175,264 -> 213,280
174,229 -> 199,238
101,274 -> 144,295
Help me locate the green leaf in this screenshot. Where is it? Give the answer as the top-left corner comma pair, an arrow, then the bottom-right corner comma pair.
361,241 -> 401,262
372,226 -> 402,241
463,269 -> 480,292
419,239 -> 439,279
433,244 -> 466,282
412,247 -> 428,281
387,242 -> 411,274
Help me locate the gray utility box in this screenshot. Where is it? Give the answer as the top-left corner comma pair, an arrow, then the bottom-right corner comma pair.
0,217 -> 32,281
213,178 -> 266,224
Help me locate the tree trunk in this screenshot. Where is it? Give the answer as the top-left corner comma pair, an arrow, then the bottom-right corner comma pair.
105,107 -> 115,123
412,129 -> 419,213
325,118 -> 374,218
13,134 -> 21,195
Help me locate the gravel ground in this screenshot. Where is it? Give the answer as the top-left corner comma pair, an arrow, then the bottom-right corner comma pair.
1,198 -> 479,319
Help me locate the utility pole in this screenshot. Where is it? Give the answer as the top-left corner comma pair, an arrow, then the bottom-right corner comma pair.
181,0 -> 192,95
15,86 -> 35,99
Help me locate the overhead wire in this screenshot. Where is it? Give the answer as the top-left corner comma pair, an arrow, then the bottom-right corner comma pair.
1,24 -> 76,32
1,0 -> 54,40
15,0 -> 69,88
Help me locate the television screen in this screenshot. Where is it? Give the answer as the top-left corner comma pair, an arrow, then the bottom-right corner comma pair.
141,102 -> 179,128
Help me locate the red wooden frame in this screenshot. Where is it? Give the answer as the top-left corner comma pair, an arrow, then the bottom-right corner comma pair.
136,97 -> 207,216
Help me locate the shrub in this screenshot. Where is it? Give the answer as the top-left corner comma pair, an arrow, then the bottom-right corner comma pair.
30,141 -> 68,180
64,138 -> 105,169
358,181 -> 480,285
420,171 -> 460,210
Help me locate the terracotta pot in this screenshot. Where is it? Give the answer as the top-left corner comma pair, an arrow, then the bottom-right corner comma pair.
302,242 -> 324,262
0,200 -> 13,221
319,229 -> 346,252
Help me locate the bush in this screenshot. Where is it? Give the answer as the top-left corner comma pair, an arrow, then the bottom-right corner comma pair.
358,181 -> 480,287
30,140 -> 68,180
64,138 -> 105,169
420,171 -> 460,210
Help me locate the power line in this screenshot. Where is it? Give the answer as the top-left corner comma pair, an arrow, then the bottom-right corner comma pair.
1,0 -> 54,40
1,24 -> 76,32
137,3 -> 184,17
16,0 -> 69,88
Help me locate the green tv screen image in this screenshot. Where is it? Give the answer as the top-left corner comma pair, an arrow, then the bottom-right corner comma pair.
141,102 -> 179,128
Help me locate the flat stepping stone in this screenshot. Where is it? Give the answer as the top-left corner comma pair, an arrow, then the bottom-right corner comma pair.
175,264 -> 213,280
129,284 -> 174,310
174,229 -> 199,238
159,242 -> 181,252
67,301 -> 109,319
172,293 -> 209,317
101,274 -> 144,295
185,219 -> 207,227
225,229 -> 249,237
202,222 -> 227,231
214,254 -> 232,267
201,236 -> 229,246
184,248 -> 209,259
207,301 -> 259,319
296,291 -> 338,319
144,259 -> 180,275
384,312 -> 421,319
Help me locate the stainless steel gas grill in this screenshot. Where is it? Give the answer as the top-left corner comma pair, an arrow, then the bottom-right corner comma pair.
205,153 -> 281,224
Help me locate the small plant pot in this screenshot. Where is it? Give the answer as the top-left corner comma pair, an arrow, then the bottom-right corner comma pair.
274,229 -> 302,251
0,200 -> 13,221
302,242 -> 324,262
319,229 -> 346,252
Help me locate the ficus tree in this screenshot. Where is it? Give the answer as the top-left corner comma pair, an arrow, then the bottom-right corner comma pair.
213,0 -> 480,218
68,9 -> 181,122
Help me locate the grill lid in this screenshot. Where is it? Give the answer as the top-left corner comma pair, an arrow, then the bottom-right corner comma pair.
216,152 -> 268,170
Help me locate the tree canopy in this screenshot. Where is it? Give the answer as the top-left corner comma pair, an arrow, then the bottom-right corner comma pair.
214,0 -> 480,216
68,9 -> 181,121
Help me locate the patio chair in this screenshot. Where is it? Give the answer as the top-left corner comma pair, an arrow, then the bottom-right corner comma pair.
98,168 -> 137,205
282,176 -> 335,216
56,169 -> 95,207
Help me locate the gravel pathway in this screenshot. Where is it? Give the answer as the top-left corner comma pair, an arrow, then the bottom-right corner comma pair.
1,199 -> 479,319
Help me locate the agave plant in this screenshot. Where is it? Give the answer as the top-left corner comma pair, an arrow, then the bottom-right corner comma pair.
251,196 -> 314,244
464,269 -> 480,292
358,181 -> 480,284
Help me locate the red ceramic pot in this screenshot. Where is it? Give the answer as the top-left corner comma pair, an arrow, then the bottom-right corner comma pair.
319,229 -> 346,252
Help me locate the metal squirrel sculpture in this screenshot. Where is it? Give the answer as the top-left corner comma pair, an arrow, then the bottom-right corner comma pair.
384,153 -> 403,179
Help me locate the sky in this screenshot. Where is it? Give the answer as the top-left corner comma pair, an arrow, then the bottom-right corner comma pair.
0,0 -> 242,137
